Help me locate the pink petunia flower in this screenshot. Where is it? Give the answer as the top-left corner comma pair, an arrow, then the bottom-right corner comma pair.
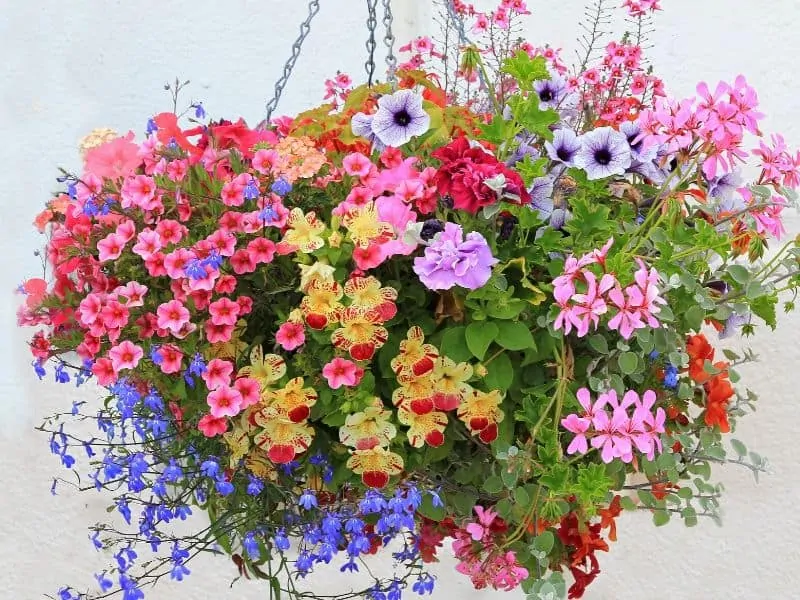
343,152 -> 373,178
107,341 -> 143,372
156,299 -> 190,334
234,377 -> 261,408
275,321 -> 306,351
97,233 -> 127,263
157,344 -> 184,374
322,357 -> 364,389
198,413 -> 229,437
208,297 -> 240,327
84,132 -> 141,180
202,358 -> 234,391
91,357 -> 118,386
207,385 -> 243,418
132,229 -> 162,259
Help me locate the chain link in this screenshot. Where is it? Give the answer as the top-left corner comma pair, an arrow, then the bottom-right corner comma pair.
264,0 -> 321,122
365,0 -> 379,86
381,0 -> 397,88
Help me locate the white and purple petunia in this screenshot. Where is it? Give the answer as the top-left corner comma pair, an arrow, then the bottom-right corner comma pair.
574,126 -> 632,180
545,127 -> 582,167
352,89 -> 431,149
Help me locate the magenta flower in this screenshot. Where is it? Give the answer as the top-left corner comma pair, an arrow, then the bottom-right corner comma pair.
570,272 -> 616,337
322,357 -> 364,389
413,223 -> 498,291
276,321 -> 306,351
561,414 -> 590,455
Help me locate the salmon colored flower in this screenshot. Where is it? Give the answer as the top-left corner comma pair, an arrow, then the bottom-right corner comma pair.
198,414 -> 229,437
107,341 -> 143,372
346,447 -> 404,488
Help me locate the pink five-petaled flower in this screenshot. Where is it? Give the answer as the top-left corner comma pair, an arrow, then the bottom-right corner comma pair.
201,358 -> 234,391
91,357 -> 117,386
107,340 -> 143,372
591,409 -> 629,463
97,233 -> 127,262
157,344 -> 184,374
156,299 -> 190,334
198,413 -> 228,437
234,377 -> 261,408
342,152 -> 373,178
275,321 -> 306,351
206,385 -> 243,418
116,281 -> 148,307
561,414 -> 590,455
121,175 -> 158,210
607,284 -> 644,340
464,505 -> 499,542
322,357 -> 364,389
569,272 -> 616,337
208,297 -> 240,327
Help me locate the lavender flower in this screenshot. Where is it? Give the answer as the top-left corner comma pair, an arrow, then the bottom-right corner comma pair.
575,126 -> 632,180
534,75 -> 568,110
413,223 -> 498,290
529,175 -> 555,219
351,112 -> 383,152
545,128 -> 582,166
707,169 -> 742,201
368,89 -> 430,148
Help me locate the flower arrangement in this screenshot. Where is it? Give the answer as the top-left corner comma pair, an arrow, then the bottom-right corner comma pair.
19,1 -> 800,599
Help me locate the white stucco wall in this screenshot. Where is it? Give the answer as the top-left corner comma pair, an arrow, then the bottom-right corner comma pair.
1,1 -> 798,599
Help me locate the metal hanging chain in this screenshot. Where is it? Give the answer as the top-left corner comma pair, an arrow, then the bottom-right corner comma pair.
365,0 -> 379,86
381,0 -> 398,88
264,0 -> 321,122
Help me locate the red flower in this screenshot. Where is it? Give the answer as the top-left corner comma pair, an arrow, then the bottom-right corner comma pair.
211,119 -> 277,158
432,136 -> 529,214
704,374 -> 733,433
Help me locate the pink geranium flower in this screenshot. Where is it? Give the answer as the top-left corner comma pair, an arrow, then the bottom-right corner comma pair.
276,321 -> 306,351
156,299 -> 190,334
561,413 -> 590,455
207,385 -> 243,418
91,357 -> 118,386
322,357 -> 364,389
198,414 -> 228,437
157,344 -> 184,374
107,340 -> 143,372
84,132 -> 141,180
202,358 -> 234,391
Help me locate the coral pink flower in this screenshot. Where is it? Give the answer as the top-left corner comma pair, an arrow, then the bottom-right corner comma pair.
234,377 -> 261,408
84,132 -> 141,180
252,148 -> 281,174
100,300 -> 130,330
464,505 -> 498,542
132,229 -> 162,259
115,282 -> 148,307
206,229 -> 237,256
121,175 -> 157,209
166,159 -> 188,181
198,413 -> 228,437
343,152 -> 373,178
97,233 -> 126,262
230,249 -> 257,274
155,219 -> 187,245
144,252 -> 168,277
91,357 -> 117,386
205,321 -> 234,344
352,243 -> 386,270
221,178 -> 245,207
322,357 -> 364,389
164,248 -> 195,279
215,274 -> 237,295
208,297 -> 240,327
201,358 -> 234,391
275,321 -> 306,351
158,344 -> 184,374
207,385 -> 243,418
115,219 -> 136,243
107,340 -> 143,371
156,299 -> 190,334
247,238 -> 276,263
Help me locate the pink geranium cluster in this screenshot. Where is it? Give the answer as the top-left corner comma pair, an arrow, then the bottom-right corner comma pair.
753,133 -> 800,190
561,387 -> 666,463
470,1 -> 531,34
622,0 -> 661,17
553,239 -> 666,339
452,506 -> 529,591
639,76 -> 765,179
398,36 -> 444,71
323,72 -> 353,109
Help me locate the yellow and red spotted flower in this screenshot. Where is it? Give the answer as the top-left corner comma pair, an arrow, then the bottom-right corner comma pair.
457,389 -> 505,443
339,400 -> 397,450
277,208 -> 326,254
300,278 -> 343,330
346,446 -> 404,489
430,356 -> 473,411
244,447 -> 279,481
253,407 -> 314,464
392,371 -> 436,415
237,346 -> 286,391
391,326 -> 439,377
341,201 -> 394,249
331,306 -> 388,361
262,376 -> 318,423
344,275 -> 398,322
397,404 -> 448,448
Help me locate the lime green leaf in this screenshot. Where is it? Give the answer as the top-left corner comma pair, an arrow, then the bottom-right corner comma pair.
440,326 -> 472,362
501,51 -> 549,90
618,352 -> 638,375
588,335 -> 609,354
466,322 -> 499,360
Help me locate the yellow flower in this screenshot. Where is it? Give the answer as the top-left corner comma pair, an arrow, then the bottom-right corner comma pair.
392,372 -> 436,415
300,278 -> 343,329
397,405 -> 448,448
457,389 -> 505,444
346,447 -> 404,488
331,307 -> 388,361
341,202 -> 393,248
208,319 -> 248,360
339,400 -> 396,450
253,408 -> 314,464
344,276 -> 397,321
262,377 -> 318,423
78,127 -> 118,157
279,208 -> 326,253
390,326 -> 439,377
430,356 -> 473,411
328,231 -> 343,248
222,422 -> 250,468
244,447 -> 278,480
298,262 -> 337,292
237,346 -> 286,391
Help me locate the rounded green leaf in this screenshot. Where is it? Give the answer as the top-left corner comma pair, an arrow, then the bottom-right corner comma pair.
465,321 -> 499,360
618,351 -> 639,375
495,321 -> 536,350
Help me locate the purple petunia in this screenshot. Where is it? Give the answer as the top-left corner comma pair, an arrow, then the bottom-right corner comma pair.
413,223 -> 498,291
575,126 -> 632,180
533,75 -> 568,110
355,89 -> 431,148
545,128 -> 582,167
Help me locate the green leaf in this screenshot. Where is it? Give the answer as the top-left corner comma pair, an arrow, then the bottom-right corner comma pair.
532,530 -> 554,554
619,496 -> 637,511
483,475 -> 504,494
514,486 -> 531,506
465,322 -> 499,360
618,352 -> 639,375
684,305 -> 705,331
727,264 -> 750,284
440,326 -> 472,362
495,321 -> 535,351
588,335 -> 609,354
485,353 -> 514,391
417,494 -> 446,521
730,438 -> 747,457
501,51 -> 549,90
652,510 -> 671,526
480,114 -> 509,144
750,294 -> 778,329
